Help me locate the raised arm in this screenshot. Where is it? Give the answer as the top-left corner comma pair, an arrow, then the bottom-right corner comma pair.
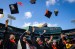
3,19 -> 9,49
20,31 -> 26,40
48,35 -> 53,44
40,30 -> 46,42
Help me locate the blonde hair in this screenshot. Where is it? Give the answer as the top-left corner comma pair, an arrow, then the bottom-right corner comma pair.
9,34 -> 15,40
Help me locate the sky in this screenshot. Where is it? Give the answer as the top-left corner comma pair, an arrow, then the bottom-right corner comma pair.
0,0 -> 75,30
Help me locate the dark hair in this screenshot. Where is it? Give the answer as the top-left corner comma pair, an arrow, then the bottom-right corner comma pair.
27,39 -> 32,45
63,37 -> 67,41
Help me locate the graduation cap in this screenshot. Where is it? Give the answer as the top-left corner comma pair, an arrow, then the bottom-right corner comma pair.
30,0 -> 36,4
0,9 -> 4,18
71,20 -> 75,23
45,10 -> 52,18
0,9 -> 3,14
54,9 -> 58,16
9,3 -> 19,14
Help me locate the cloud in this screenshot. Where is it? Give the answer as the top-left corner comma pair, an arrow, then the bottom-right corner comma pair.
66,0 -> 75,3
46,0 -> 75,6
32,22 -> 39,26
22,22 -> 58,27
24,12 -> 32,19
0,14 -> 4,18
48,23 -> 58,27
46,0 -> 50,7
46,0 -> 57,6
22,22 -> 44,27
22,22 -> 31,27
32,22 -> 44,26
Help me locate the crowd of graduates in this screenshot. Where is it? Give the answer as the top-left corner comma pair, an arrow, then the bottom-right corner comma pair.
13,28 -> 75,49
0,27 -> 75,49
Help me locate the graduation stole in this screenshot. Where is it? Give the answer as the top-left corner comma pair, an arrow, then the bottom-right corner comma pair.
52,45 -> 57,49
66,44 -> 72,49
30,46 -> 35,49
63,40 -> 67,44
38,40 -> 43,45
10,39 -> 15,43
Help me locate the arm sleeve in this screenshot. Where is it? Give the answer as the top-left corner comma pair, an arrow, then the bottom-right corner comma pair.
20,32 -> 26,41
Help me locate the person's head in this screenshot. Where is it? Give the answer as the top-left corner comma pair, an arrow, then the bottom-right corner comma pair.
45,38 -> 48,42
66,39 -> 70,44
36,37 -> 41,42
23,37 -> 26,42
60,33 -> 65,38
0,39 -> 3,45
9,34 -> 15,40
53,40 -> 57,45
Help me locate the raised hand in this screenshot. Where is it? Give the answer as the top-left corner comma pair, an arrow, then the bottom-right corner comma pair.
50,35 -> 53,40
32,27 -> 35,32
61,34 -> 66,38
48,35 -> 53,44
5,19 -> 9,27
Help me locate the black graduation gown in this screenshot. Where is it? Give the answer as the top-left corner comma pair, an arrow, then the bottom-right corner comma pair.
0,41 -> 3,49
20,40 -> 26,49
44,43 -> 53,49
58,39 -> 66,49
3,27 -> 12,49
20,32 -> 26,49
40,33 -> 45,42
30,32 -> 36,44
34,41 -> 42,49
3,27 -> 18,49
6,39 -> 17,49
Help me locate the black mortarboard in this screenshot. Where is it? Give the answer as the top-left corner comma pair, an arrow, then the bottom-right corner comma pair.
45,10 -> 52,18
30,0 -> 36,4
9,3 -> 19,14
0,9 -> 3,14
71,20 -> 75,23
54,9 -> 58,16
0,9 -> 4,18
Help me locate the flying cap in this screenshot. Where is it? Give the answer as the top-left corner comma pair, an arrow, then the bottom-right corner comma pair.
30,0 -> 36,4
54,9 -> 58,16
0,9 -> 4,18
0,9 -> 3,14
45,10 -> 52,18
9,3 -> 19,14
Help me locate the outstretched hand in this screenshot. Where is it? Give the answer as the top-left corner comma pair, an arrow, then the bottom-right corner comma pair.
50,35 -> 53,40
5,19 -> 9,27
32,27 -> 35,32
61,34 -> 66,38
47,35 -> 53,44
